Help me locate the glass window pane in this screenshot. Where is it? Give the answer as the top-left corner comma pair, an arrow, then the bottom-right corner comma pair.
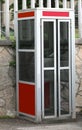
60,69 -> 69,115
44,70 -> 54,116
19,52 -> 35,82
60,22 -> 69,67
18,19 -> 34,49
44,22 -> 54,67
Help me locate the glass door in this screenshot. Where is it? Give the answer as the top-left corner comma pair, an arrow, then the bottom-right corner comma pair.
41,19 -> 57,118
41,19 -> 71,119
58,20 -> 71,117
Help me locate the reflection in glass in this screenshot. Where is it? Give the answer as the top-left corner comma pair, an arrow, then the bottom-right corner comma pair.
60,22 -> 69,67
18,19 -> 34,49
44,70 -> 54,116
60,69 -> 69,115
43,22 -> 54,67
19,52 -> 35,82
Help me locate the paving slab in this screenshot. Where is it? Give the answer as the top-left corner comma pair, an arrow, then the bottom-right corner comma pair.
0,116 -> 82,130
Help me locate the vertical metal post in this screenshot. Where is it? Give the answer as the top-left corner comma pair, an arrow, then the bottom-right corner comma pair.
5,0 -> 9,38
22,0 -> 27,10
70,0 -> 74,9
63,0 -> 67,8
35,10 -> 41,122
14,0 -> 18,11
78,0 -> 82,38
47,0 -> 51,8
39,0 -> 43,7
31,0 -> 35,8
71,10 -> 76,119
14,0 -> 18,38
55,0 -> 59,8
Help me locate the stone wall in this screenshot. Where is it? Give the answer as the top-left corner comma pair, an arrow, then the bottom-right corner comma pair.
0,43 -> 16,117
75,42 -> 82,113
0,40 -> 82,117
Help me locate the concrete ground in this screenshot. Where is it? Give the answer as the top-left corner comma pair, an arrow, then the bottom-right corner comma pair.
0,115 -> 82,130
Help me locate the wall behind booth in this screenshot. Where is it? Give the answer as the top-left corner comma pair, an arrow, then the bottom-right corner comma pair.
0,40 -> 82,117
75,39 -> 82,113
0,41 -> 16,117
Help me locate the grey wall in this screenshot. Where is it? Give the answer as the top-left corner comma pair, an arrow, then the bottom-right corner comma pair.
0,41 -> 16,117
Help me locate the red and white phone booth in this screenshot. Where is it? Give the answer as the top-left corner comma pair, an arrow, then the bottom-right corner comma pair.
16,2 -> 76,122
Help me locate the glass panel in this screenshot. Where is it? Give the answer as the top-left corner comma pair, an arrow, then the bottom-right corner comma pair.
19,52 -> 35,82
60,22 -> 69,67
43,22 -> 54,67
44,70 -> 54,116
18,19 -> 34,49
60,69 -> 69,115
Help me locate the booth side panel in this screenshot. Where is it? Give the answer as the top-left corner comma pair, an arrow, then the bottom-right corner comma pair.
19,83 -> 35,116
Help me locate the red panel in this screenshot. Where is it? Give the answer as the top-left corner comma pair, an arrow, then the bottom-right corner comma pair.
44,82 -> 50,108
18,11 -> 34,18
43,11 -> 69,17
19,83 -> 35,116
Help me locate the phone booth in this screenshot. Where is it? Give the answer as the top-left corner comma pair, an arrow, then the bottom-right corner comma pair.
16,7 -> 76,122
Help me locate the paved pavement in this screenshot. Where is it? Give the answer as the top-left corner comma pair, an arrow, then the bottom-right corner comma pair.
0,116 -> 82,130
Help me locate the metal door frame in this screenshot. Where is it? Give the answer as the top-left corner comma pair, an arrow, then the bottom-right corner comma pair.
41,19 -> 57,119
58,19 -> 71,117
